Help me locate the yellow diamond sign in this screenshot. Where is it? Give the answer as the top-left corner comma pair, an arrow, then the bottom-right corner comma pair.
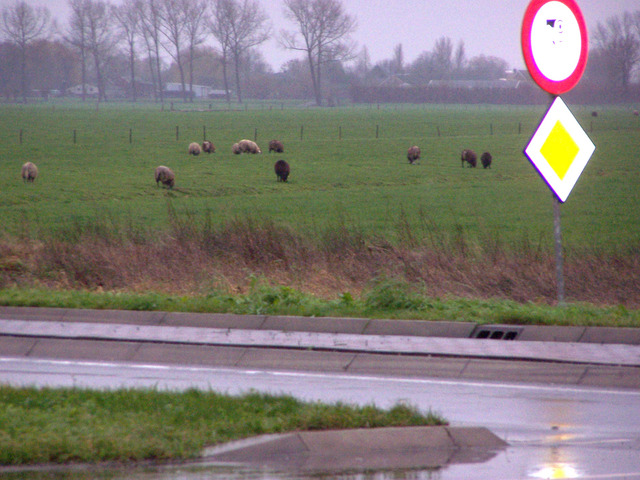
541,121 -> 579,180
525,96 -> 595,202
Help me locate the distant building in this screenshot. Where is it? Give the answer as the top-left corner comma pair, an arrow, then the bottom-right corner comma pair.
164,82 -> 224,98
67,84 -> 99,97
428,79 -> 522,89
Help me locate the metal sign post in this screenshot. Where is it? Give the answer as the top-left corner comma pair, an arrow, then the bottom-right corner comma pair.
552,194 -> 565,304
521,0 -> 594,305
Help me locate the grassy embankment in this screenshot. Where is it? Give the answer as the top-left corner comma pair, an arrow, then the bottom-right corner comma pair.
0,101 -> 639,321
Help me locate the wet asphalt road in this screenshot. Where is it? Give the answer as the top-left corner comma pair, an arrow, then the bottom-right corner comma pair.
1,307 -> 640,478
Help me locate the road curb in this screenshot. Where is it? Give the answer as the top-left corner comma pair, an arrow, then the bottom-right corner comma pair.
1,306 -> 639,345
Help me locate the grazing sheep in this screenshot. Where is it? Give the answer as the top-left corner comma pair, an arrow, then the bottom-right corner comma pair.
461,149 -> 477,168
591,111 -> 598,117
481,151 -> 492,169
232,143 -> 241,154
634,110 -> 639,117
269,139 -> 284,153
188,142 -> 202,155
274,159 -> 290,182
154,165 -> 175,189
202,140 -> 215,153
21,162 -> 38,183
238,139 -> 261,154
407,145 -> 420,164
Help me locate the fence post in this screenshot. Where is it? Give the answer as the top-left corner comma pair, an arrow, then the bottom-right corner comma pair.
339,126 -> 342,140
73,129 -> 76,144
300,125 -> 304,140
254,127 -> 258,142
203,125 -> 206,142
129,128 -> 132,144
19,129 -> 23,144
176,126 -> 179,141
437,126 -> 441,137
376,125 -> 379,138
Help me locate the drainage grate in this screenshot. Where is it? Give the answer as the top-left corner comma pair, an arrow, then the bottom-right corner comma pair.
471,325 -> 523,340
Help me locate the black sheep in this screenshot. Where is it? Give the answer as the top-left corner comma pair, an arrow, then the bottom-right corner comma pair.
461,149 -> 477,168
481,152 -> 492,169
274,159 -> 290,182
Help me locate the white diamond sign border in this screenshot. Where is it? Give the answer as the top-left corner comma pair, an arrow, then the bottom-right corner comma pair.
524,96 -> 595,203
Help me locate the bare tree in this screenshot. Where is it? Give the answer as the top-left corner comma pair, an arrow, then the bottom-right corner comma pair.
157,0 -> 189,101
85,0 -> 114,102
113,0 -> 140,101
208,0 -> 234,102
432,36 -> 453,80
391,43 -> 403,74
281,0 -> 356,106
454,40 -> 466,74
137,0 -> 164,103
66,0 -> 90,101
209,0 -> 270,103
0,1 -> 51,102
592,12 -> 640,90
183,0 -> 208,101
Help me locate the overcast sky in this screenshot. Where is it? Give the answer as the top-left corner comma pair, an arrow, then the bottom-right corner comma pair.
2,0 -> 639,71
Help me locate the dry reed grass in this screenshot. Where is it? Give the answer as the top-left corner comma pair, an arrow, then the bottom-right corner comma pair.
0,213 -> 638,307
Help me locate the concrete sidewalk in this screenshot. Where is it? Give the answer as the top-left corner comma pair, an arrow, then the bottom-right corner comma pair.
1,306 -> 639,389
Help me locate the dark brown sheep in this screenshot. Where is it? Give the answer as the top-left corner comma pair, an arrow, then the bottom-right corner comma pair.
21,162 -> 38,182
202,141 -> 215,153
407,145 -> 420,164
274,159 -> 290,182
481,152 -> 492,169
154,165 -> 175,189
461,149 -> 477,168
269,139 -> 284,153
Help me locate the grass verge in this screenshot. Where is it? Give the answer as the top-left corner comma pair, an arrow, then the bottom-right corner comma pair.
0,281 -> 638,327
0,386 -> 445,466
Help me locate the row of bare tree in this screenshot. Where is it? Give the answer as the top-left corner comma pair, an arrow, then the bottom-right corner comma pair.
0,0 -> 356,105
1,1 -> 639,105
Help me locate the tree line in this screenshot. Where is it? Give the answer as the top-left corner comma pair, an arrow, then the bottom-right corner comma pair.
1,0 -> 639,105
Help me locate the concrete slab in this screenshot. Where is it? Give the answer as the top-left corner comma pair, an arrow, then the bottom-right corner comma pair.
203,426 -> 506,472
237,348 -> 356,372
27,339 -> 140,362
205,433 -> 308,461
580,327 -> 640,345
162,312 -> 266,330
347,352 -> 469,378
0,306 -> 67,322
61,309 -> 167,325
262,315 -> 369,334
132,343 -> 247,368
0,336 -> 37,356
519,325 -> 586,343
578,365 -> 640,389
364,319 -> 476,338
299,425 -> 453,451
445,426 -> 508,448
460,359 -> 587,385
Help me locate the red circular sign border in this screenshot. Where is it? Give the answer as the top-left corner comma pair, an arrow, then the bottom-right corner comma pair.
521,0 -> 589,95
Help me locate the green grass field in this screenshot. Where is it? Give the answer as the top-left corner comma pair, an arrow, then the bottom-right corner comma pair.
2,101 -> 639,249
